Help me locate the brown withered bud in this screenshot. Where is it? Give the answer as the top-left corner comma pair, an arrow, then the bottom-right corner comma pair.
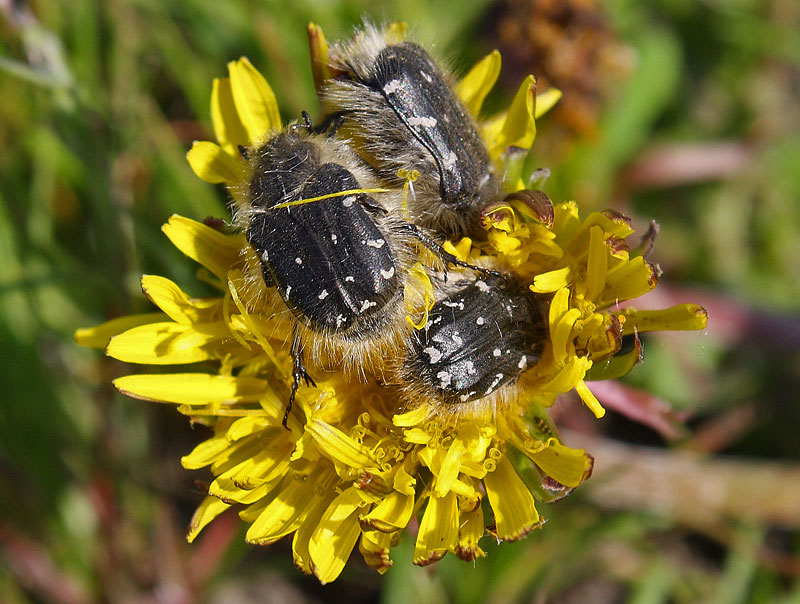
602,208 -> 633,229
504,189 -> 555,227
631,220 -> 660,258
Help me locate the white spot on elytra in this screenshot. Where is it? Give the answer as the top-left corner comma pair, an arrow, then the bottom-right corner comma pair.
459,391 -> 477,402
423,346 -> 442,364
475,280 -> 490,292
285,286 -> 292,297
442,300 -> 465,310
262,250 -> 269,262
476,317 -> 485,326
318,289 -> 329,300
365,238 -> 385,248
420,71 -> 433,83
452,332 -> 463,347
380,267 -> 395,279
408,116 -> 437,128
336,314 -> 345,328
436,371 -> 451,387
486,373 -> 504,395
360,299 -> 377,313
342,196 -> 355,207
383,79 -> 403,94
345,275 -> 355,282
493,348 -> 502,357
295,257 -> 302,265
518,355 -> 527,370
465,360 -> 476,376
331,233 -> 338,243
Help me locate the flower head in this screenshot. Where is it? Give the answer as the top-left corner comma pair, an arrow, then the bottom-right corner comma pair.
77,23 -> 707,583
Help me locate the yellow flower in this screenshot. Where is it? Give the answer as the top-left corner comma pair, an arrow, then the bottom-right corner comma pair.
76,24 -> 707,584
76,215 -> 593,583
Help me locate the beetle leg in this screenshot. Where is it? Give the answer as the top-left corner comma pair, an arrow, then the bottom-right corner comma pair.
308,111 -> 349,137
282,332 -> 316,428
359,196 -> 389,216
401,222 -> 504,279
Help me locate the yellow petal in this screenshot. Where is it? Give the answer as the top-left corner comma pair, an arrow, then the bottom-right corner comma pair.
531,266 -> 572,293
484,456 -> 540,541
535,87 -> 562,118
309,487 -> 365,584
599,257 -> 658,306
539,356 -> 592,394
306,418 -> 380,473
455,504 -> 486,561
292,490 -> 337,575
434,437 -> 464,498
359,530 -> 394,574
575,380 -> 605,418
161,215 -> 245,281
551,308 -> 581,364
620,304 -> 708,334
484,75 -> 536,157
228,57 -> 280,144
211,77 -> 249,155
226,416 -> 273,441
528,438 -> 593,487
413,492 -> 459,565
209,434 -> 264,475
553,201 -> 582,242
307,22 -> 331,92
582,210 -> 635,239
416,444 -> 438,474
186,495 -> 231,543
584,226 -> 608,301
448,477 -> 482,502
75,313 -> 165,349
106,322 -> 230,364
209,476 -> 269,504
181,433 -> 238,470
113,373 -> 266,405
548,287 -> 571,325
489,230 -> 522,256
405,261 -> 435,329
230,440 -> 292,489
246,471 -> 319,545
186,140 -> 241,184
457,422 -> 495,463
360,491 -> 414,533
456,50 -> 501,117
393,405 -> 431,427
442,237 -> 472,262
140,275 -> 221,324
393,458 -> 417,496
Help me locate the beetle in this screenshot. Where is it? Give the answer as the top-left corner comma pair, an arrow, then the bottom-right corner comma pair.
320,25 -> 500,238
396,274 -> 549,418
238,118 -> 499,426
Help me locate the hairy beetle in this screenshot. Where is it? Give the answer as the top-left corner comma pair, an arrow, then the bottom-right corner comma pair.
397,274 -> 549,418
321,25 -> 500,238
238,119 -> 498,425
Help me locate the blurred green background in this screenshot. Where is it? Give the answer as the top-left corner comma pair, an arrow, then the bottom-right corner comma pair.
1,0 -> 799,602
